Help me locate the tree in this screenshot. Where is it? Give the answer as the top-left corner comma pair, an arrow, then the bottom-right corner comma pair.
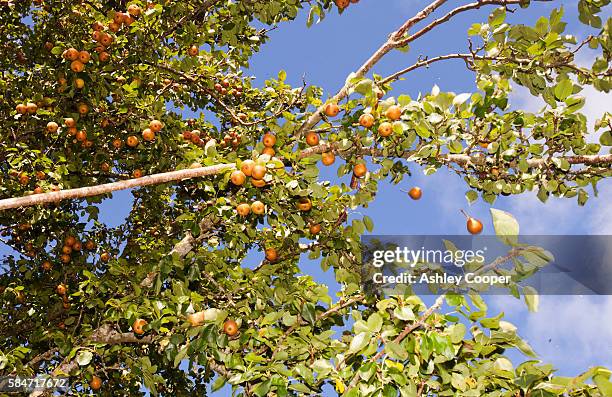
0,0 -> 611,395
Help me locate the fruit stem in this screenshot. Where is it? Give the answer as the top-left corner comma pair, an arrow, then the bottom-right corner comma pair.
460,209 -> 469,219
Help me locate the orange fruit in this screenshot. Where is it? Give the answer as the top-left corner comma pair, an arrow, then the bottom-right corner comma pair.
377,122 -> 393,137
305,131 -> 319,146
385,105 -> 402,121
223,319 -> 239,336
321,151 -> 335,166
265,248 -> 278,262
359,113 -> 374,128
149,120 -> 163,132
262,133 -> 276,147
132,318 -> 147,335
90,376 -> 102,390
236,203 -> 251,217
251,201 -> 265,215
240,160 -> 255,176
230,170 -> 246,186
142,128 -> 155,141
126,135 -> 139,147
324,103 -> 340,117
251,164 -> 266,180
353,163 -> 367,178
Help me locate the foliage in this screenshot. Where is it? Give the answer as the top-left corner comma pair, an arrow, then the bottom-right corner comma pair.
0,0 -> 611,396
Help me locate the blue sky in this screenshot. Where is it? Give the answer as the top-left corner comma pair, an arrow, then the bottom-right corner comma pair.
2,0 -> 611,394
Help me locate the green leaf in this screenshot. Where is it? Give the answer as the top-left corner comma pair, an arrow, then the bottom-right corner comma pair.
348,332 -> 371,354
523,286 -> 539,312
600,130 -> 612,146
366,312 -> 383,333
393,306 -> 415,321
385,341 -> 408,360
76,350 -> 93,366
554,79 -> 573,101
490,208 -> 519,245
465,190 -> 478,204
301,303 -> 316,325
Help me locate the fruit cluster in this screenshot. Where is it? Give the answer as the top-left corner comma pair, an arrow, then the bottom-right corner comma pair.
231,158 -> 268,188
235,200 -> 266,217
62,47 -> 91,73
213,76 -> 243,98
14,102 -> 39,115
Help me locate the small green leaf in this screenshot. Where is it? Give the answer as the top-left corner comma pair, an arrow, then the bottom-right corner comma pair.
523,286 -> 539,312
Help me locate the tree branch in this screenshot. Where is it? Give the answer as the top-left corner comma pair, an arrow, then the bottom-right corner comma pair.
0,163 -> 235,211
294,0 -> 450,136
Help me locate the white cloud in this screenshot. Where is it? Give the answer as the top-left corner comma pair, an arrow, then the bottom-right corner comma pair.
490,295 -> 612,372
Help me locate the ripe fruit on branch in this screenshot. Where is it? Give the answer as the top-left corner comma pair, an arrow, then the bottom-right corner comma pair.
324,103 -> 340,117
309,223 -> 321,235
467,218 -> 483,234
359,113 -> 375,128
262,133 -> 276,147
64,118 -> 76,128
15,103 -> 27,114
305,131 -> 319,146
56,284 -> 67,295
251,201 -> 265,215
41,261 -> 53,271
240,160 -> 255,176
142,128 -> 155,141
77,103 -> 89,115
17,172 -> 29,185
296,197 -> 312,212
70,60 -> 85,72
265,247 -> 278,262
187,311 -> 206,327
188,45 -> 198,56
75,130 -> 87,142
100,252 -> 111,262
251,164 -> 267,180
262,147 -> 275,156
353,163 -> 367,178
90,376 -> 102,390
408,187 -> 422,200
385,105 -> 402,121
126,135 -> 139,147
322,151 -> 335,166
251,178 -> 266,188
223,319 -> 239,336
132,169 -> 143,178
132,318 -> 147,335
78,50 -> 90,63
127,4 -> 141,16
63,48 -> 79,60
74,78 -> 85,89
230,170 -> 246,186
236,203 -> 251,217
46,121 -> 59,133
335,0 -> 350,9
377,122 -> 393,137
26,102 -> 38,114
461,210 -> 483,235
149,120 -> 163,132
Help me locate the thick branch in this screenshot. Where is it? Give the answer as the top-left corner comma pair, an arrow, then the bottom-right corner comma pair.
0,163 -> 235,211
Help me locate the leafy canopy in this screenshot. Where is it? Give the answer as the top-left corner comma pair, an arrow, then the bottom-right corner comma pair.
0,0 -> 611,396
